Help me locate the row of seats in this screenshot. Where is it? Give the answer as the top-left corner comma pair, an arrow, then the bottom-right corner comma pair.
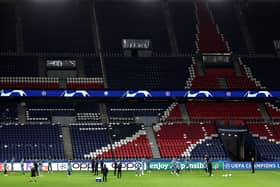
0,77 -> 106,89
0,77 -> 59,89
67,77 -> 104,89
186,102 -> 262,120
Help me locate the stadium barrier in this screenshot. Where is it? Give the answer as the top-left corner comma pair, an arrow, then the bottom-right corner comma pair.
1,160 -> 280,171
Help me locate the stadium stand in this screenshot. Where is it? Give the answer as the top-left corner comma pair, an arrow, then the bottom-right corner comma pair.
247,123 -> 280,160
0,4 -> 16,52
105,57 -> 191,89
96,1 -> 170,54
107,103 -> 169,122
75,102 -> 100,122
0,102 -> 18,123
83,58 -> 103,77
190,138 -> 227,160
243,57 -> 280,89
265,103 -> 280,121
74,123 -> 153,159
0,77 -> 59,89
0,124 -> 64,160
104,123 -> 152,158
22,1 -> 94,53
0,0 -> 280,163
26,102 -> 75,122
186,102 -> 262,120
70,123 -> 110,159
209,1 -> 248,54
66,77 -> 104,89
153,123 -> 221,158
244,2 -> 280,54
169,1 -> 196,53
0,57 -> 38,76
195,0 -> 230,53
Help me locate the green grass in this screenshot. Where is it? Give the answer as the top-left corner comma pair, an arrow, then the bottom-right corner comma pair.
2,170 -> 280,187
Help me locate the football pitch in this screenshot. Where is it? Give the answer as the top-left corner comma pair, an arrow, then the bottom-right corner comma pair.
2,170 -> 280,187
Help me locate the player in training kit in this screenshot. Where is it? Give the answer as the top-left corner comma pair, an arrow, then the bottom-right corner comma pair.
48,157 -> 52,173
29,166 -> 37,182
117,161 -> 122,178
10,158 -> 15,173
175,160 -> 181,176
21,158 -> 25,175
185,156 -> 191,172
136,159 -> 142,176
3,160 -> 8,176
102,164 -> 109,182
141,158 -> 145,175
171,158 -> 176,174
67,160 -> 72,175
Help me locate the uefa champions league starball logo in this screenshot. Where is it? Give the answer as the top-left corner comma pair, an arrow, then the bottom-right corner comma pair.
0,90 -> 27,97
184,91 -> 213,98
60,90 -> 90,97
122,90 -> 152,98
243,91 -> 272,98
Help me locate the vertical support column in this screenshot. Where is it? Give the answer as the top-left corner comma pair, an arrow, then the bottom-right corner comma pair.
89,0 -> 108,88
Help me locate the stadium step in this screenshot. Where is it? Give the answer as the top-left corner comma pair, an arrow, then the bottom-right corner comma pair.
195,58 -> 205,76
62,126 -> 74,160
145,126 -> 161,158
18,102 -> 26,124
259,103 -> 271,122
233,60 -> 242,77
218,78 -> 228,89
179,103 -> 191,124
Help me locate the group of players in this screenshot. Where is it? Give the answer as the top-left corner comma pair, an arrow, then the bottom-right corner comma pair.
170,156 -> 213,177
1,155 -> 218,183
